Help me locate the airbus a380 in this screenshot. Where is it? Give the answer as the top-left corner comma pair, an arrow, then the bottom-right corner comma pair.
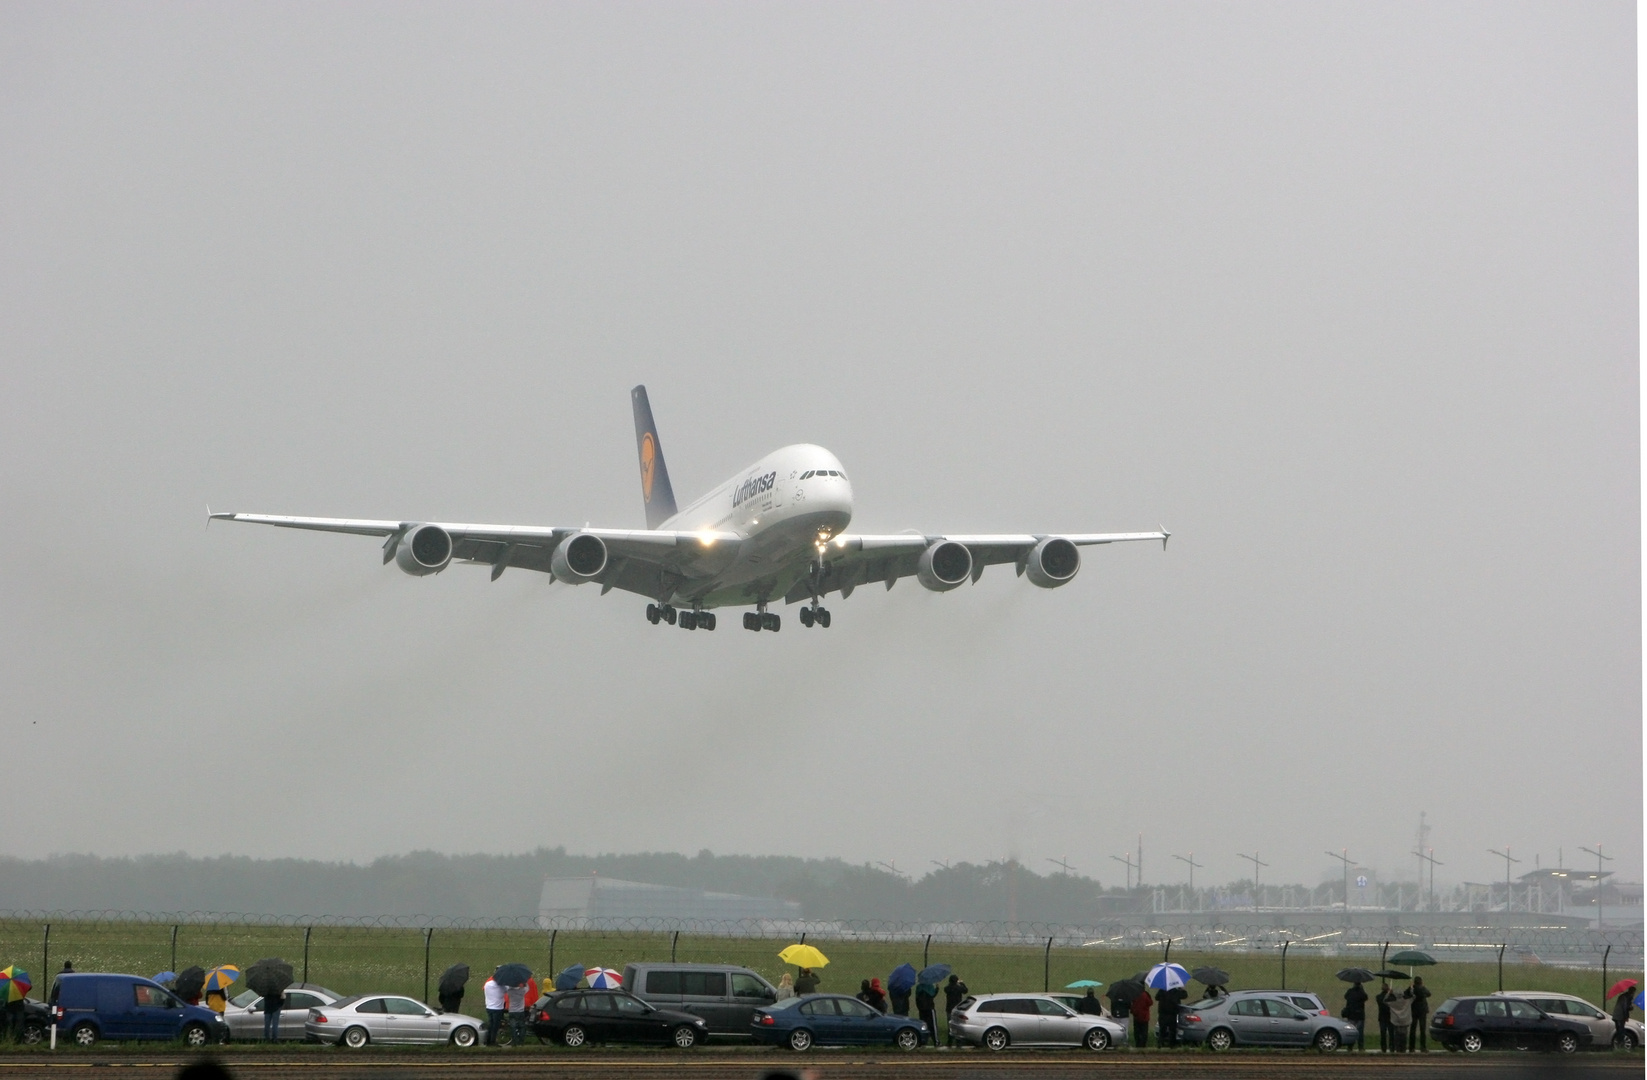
211,386 -> 1169,632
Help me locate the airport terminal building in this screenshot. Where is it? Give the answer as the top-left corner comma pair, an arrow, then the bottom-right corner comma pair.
538,875 -> 801,930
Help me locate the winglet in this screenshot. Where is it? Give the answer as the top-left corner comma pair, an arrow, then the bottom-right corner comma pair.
1160,525 -> 1171,551
206,504 -> 212,531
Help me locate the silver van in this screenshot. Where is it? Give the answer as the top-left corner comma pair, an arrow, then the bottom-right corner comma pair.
621,963 -> 777,1037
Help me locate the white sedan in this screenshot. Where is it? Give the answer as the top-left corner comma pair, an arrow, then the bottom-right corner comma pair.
305,994 -> 482,1048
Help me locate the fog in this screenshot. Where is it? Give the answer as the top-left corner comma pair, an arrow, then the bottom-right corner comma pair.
1,1 -> 1638,894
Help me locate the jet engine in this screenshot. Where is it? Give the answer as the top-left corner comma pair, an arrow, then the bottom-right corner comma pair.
916,540 -> 972,592
1024,536 -> 1080,588
395,524 -> 453,576
551,532 -> 609,583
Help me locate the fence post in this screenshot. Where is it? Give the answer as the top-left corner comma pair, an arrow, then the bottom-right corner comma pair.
302,927 -> 312,985
671,930 -> 680,963
41,924 -> 49,997
1602,944 -> 1610,1007
1497,943 -> 1505,992
1280,940 -> 1289,989
923,934 -> 931,969
549,929 -> 557,977
171,925 -> 179,973
423,928 -> 433,1004
1043,937 -> 1053,993
799,931 -> 806,945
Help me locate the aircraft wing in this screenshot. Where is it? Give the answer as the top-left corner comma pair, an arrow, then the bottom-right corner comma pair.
207,512 -> 739,587
781,529 -> 1169,603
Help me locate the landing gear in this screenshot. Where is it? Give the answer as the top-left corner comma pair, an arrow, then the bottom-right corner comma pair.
645,604 -> 678,626
799,605 -> 831,628
743,610 -> 781,632
678,610 -> 716,631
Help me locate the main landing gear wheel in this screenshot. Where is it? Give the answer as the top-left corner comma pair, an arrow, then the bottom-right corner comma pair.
744,611 -> 780,632
680,611 -> 697,630
646,603 -> 677,625
800,606 -> 831,628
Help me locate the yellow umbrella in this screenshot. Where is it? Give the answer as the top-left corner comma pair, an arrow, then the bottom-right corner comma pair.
778,944 -> 829,969
203,965 -> 240,992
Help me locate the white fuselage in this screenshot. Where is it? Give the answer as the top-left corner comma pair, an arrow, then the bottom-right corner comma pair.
663,443 -> 853,607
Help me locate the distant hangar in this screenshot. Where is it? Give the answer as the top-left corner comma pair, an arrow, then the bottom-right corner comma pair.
538,875 -> 801,928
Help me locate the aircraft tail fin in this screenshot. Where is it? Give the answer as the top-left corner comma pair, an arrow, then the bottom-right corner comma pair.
631,385 -> 678,529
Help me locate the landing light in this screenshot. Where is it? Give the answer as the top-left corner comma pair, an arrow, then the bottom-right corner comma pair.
697,532 -> 716,546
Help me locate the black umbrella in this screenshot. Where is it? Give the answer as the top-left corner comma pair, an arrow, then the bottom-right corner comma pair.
173,966 -> 206,1001
494,963 -> 532,988
1109,978 -> 1146,1000
1336,967 -> 1377,983
1192,966 -> 1230,987
245,958 -> 294,999
1372,970 -> 1411,980
438,964 -> 470,996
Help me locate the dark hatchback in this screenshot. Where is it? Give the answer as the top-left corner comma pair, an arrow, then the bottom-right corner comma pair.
530,989 -> 709,1048
1431,996 -> 1591,1054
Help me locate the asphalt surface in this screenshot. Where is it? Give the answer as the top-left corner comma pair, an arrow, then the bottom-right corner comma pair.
0,1052 -> 1640,1080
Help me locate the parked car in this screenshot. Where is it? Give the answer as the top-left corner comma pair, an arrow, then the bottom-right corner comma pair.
1176,990 -> 1359,1051
304,994 -> 483,1048
751,993 -> 927,1051
223,983 -> 343,1042
1431,996 -> 1590,1053
531,988 -> 708,1048
1494,991 -> 1643,1051
946,993 -> 1126,1051
622,963 -> 777,1038
48,973 -> 229,1047
1047,993 -> 1109,1017
19,1000 -> 52,1044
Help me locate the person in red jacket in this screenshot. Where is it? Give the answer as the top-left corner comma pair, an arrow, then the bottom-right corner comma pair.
1130,987 -> 1153,1048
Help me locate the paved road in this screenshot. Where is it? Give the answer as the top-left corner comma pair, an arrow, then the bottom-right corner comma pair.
0,1052 -> 1639,1080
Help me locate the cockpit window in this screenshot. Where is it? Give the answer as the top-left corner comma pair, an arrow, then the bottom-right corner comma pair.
800,471 -> 813,479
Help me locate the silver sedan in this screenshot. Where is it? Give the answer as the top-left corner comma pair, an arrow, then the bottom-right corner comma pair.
949,993 -> 1128,1051
305,994 -> 483,1048
224,984 -> 343,1042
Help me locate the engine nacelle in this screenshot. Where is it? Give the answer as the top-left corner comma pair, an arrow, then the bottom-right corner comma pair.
551,532 -> 609,583
1025,536 -> 1080,588
395,524 -> 452,576
916,540 -> 973,592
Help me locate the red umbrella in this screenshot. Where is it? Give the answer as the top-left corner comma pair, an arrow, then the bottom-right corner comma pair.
1608,979 -> 1637,1000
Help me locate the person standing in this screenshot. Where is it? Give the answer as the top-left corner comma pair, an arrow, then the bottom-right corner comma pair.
1387,986 -> 1411,1052
1342,981 -> 1368,1051
1129,987 -> 1153,1048
1107,983 -> 1132,1023
1612,984 -> 1636,1048
4,991 -> 24,1043
774,974 -> 795,1001
1157,984 -> 1184,1048
262,987 -> 284,1042
438,980 -> 464,1015
889,978 -> 910,1017
505,981 -> 527,1046
482,976 -> 505,1046
942,974 -> 969,1045
1375,981 -> 1393,1052
856,980 -> 875,1008
915,982 -> 938,1042
795,968 -> 820,996
1408,977 -> 1430,1051
1078,988 -> 1103,1016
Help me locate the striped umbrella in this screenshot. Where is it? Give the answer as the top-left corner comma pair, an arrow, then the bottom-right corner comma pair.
0,966 -> 31,1003
1145,963 -> 1190,991
584,968 -> 622,990
203,966 -> 240,993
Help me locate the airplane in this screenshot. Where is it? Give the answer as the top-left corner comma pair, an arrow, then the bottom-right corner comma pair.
210,386 -> 1169,632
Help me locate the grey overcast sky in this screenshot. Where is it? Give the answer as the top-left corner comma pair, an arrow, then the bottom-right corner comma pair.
2,1 -> 1638,892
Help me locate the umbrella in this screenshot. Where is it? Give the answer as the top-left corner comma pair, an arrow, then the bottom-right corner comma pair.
1386,949 -> 1436,967
203,966 -> 240,993
1336,968 -> 1376,983
1608,979 -> 1638,1001
1065,979 -> 1104,989
887,964 -> 917,995
778,944 -> 830,969
1109,979 -> 1145,1002
919,964 -> 952,986
245,959 -> 293,999
174,968 -> 205,1000
152,971 -> 177,987
1145,963 -> 1190,991
585,968 -> 622,990
554,964 -> 585,992
1373,970 -> 1411,981
0,967 -> 31,1003
438,964 -> 470,996
494,963 -> 532,988
1191,967 -> 1229,987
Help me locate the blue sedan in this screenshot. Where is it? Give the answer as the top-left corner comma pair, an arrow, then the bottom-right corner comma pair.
752,994 -> 927,1052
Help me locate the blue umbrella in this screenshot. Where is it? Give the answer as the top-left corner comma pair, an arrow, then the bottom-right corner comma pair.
887,964 -> 917,995
554,964 -> 584,992
152,971 -> 177,987
918,964 -> 951,986
494,963 -> 532,988
1145,963 -> 1190,991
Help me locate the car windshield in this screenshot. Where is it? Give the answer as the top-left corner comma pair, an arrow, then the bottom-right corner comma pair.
230,990 -> 260,1009
328,995 -> 364,1011
1433,999 -> 1456,1015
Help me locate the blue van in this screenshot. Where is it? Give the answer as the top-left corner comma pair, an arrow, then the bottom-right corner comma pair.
49,973 -> 228,1046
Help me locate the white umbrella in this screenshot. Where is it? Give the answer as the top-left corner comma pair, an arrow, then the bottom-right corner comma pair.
1145,963 -> 1190,991
584,967 -> 623,990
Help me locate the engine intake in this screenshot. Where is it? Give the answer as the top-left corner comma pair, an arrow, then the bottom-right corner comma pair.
551,532 -> 609,583
395,524 -> 452,576
1025,537 -> 1080,588
917,540 -> 972,592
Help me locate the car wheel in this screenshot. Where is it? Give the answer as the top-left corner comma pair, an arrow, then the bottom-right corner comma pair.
1556,1032 -> 1580,1054
1084,1027 -> 1110,1051
1460,1031 -> 1484,1054
71,1022 -> 98,1047
672,1025 -> 698,1049
895,1027 -> 920,1051
788,1028 -> 813,1052
1207,1027 -> 1234,1052
21,1022 -> 44,1045
562,1024 -> 586,1048
983,1026 -> 1009,1051
182,1022 -> 210,1048
1622,1031 -> 1639,1052
1313,1028 -> 1340,1052
451,1026 -> 478,1048
342,1026 -> 370,1049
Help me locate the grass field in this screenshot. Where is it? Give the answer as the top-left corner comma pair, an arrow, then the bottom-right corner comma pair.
1,920 -> 1635,1023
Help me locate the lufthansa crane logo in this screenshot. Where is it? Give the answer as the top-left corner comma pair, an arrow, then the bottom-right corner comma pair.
640,432 -> 657,503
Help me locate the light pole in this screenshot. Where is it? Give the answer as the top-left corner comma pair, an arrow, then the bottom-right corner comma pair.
1487,848 -> 1520,911
1413,848 -> 1443,911
1172,852 -> 1203,910
1326,850 -> 1353,916
1110,852 -> 1138,891
1047,857 -> 1076,876
1579,845 -> 1612,928
1237,852 -> 1269,906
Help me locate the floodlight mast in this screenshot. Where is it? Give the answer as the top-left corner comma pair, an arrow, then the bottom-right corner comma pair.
1110,852 -> 1138,891
1579,845 -> 1612,928
1413,847 -> 1443,911
1326,850 -> 1353,915
1237,851 -> 1269,891
1171,852 -> 1204,896
1487,847 -> 1521,911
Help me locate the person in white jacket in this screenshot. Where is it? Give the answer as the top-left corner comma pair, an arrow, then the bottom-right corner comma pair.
482,977 -> 505,1046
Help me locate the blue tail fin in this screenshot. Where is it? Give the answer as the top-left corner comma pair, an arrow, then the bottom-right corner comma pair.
631,385 -> 678,529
